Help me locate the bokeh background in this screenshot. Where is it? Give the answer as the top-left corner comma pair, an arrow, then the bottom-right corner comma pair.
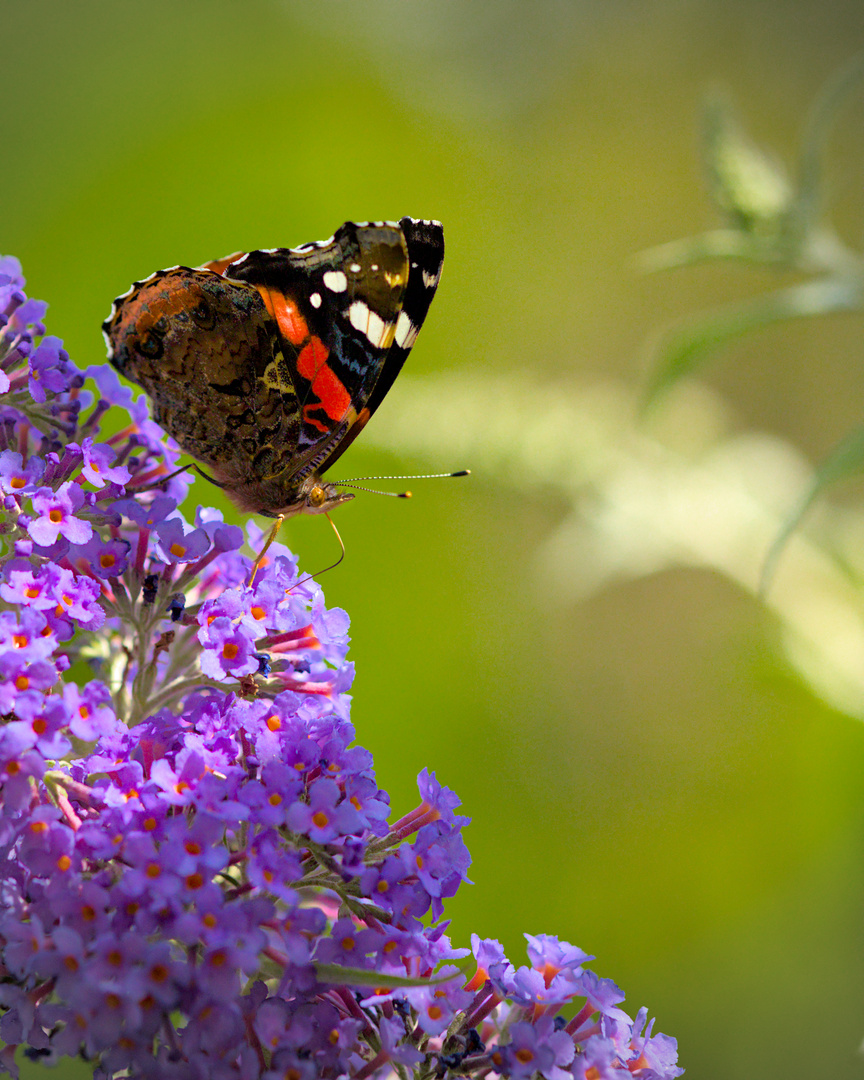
6,1 -> 864,1077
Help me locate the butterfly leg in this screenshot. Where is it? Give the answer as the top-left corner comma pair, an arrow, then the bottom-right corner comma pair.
127,462 -> 193,494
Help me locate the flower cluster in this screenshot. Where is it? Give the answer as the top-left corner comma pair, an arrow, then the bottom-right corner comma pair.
0,257 -> 683,1079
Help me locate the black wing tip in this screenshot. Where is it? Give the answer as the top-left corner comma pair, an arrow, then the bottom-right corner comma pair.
400,216 -> 444,250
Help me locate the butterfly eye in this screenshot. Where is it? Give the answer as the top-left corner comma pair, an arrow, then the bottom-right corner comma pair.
137,333 -> 163,359
307,484 -> 327,508
191,300 -> 215,329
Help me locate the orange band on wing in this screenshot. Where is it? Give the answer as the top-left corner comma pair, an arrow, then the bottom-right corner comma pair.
302,406 -> 329,433
296,337 -> 329,380
259,290 -> 351,424
256,287 -> 309,346
296,338 -> 351,421
311,366 -> 351,420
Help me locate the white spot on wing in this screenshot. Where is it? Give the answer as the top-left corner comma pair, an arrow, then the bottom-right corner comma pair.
349,262 -> 361,273
422,268 -> 441,289
323,270 -> 348,293
394,310 -> 419,350
310,292 -> 322,308
348,301 -> 393,348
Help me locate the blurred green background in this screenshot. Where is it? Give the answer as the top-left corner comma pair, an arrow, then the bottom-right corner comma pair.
6,1 -> 864,1077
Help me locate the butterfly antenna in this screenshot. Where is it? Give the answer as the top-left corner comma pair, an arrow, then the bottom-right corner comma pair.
337,470 -> 470,482
247,471 -> 469,586
336,483 -> 413,498
334,469 -> 470,498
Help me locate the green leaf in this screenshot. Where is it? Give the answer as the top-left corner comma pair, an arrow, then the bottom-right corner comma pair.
637,229 -> 786,272
761,423 -> 864,594
702,92 -> 794,233
796,53 -> 864,233
645,276 -> 862,408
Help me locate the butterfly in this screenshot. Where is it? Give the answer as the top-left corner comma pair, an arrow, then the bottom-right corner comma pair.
103,217 -> 444,519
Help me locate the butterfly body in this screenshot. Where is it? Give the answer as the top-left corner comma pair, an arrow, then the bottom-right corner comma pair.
103,217 -> 444,517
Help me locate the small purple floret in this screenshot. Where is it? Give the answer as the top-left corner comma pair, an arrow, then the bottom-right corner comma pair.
28,482 -> 93,546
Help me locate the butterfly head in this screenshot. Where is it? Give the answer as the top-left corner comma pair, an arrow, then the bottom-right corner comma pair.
264,475 -> 355,520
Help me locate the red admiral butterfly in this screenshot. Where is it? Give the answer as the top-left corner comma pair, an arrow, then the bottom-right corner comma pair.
103,217 -> 444,519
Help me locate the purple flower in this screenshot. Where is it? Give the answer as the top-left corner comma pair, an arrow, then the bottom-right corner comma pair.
0,608 -> 56,663
495,1016 -> 575,1080
7,296 -> 47,336
78,437 -> 131,489
111,493 -> 177,529
69,534 -> 130,579
466,934 -> 515,994
571,1036 -> 620,1080
285,777 -> 363,843
571,968 -> 631,1025
195,505 -> 244,552
0,254 -> 25,288
61,682 -> 121,742
18,808 -> 75,878
0,450 -> 45,495
402,820 -> 473,903
27,482 -> 92,546
197,615 -> 259,679
0,257 -> 682,1080
9,693 -> 72,759
85,363 -> 135,409
626,1007 -> 684,1078
42,563 -> 105,629
525,932 -> 593,976
27,336 -> 70,402
153,516 -> 210,564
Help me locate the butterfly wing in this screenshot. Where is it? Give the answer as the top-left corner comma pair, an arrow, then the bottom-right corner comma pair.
318,216 -> 445,474
103,218 -> 444,516
102,266 -> 303,492
221,217 -> 444,480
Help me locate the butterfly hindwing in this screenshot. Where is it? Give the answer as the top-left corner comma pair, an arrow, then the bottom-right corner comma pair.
103,265 -> 304,484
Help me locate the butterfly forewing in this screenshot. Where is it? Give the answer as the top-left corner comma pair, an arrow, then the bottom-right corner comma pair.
312,217 -> 444,474
103,217 -> 443,516
222,223 -> 409,469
